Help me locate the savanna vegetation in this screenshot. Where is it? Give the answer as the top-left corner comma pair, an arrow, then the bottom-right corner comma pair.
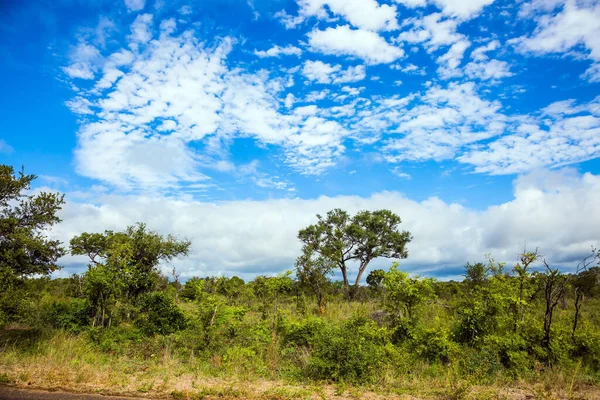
1,164 -> 600,399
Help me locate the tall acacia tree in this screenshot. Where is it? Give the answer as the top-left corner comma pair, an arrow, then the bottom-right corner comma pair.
0,165 -> 65,324
298,208 -> 412,299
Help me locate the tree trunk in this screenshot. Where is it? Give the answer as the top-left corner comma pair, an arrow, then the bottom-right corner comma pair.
572,291 -> 583,343
340,264 -> 350,300
349,259 -> 371,300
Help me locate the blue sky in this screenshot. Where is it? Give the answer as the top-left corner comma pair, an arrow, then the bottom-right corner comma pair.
1,0 -> 599,280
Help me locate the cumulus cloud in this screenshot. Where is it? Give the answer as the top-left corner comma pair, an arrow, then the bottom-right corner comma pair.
301,60 -> 366,84
124,0 -> 145,12
459,97 -> 600,174
278,0 -> 399,31
308,25 -> 404,64
463,40 -> 513,82
50,169 -> 600,280
61,42 -> 103,80
513,0 -> 600,82
395,0 -> 495,20
64,16 -> 356,188
254,45 -> 302,58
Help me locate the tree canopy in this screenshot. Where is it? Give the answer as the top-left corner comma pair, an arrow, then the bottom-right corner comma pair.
298,208 -> 412,298
0,165 -> 65,323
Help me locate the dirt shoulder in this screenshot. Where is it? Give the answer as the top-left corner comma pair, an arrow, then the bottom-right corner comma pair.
0,387 -> 156,400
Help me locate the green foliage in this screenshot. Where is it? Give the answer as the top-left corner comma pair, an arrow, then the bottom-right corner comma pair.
70,223 -> 191,327
134,291 -> 186,336
382,262 -> 436,324
40,298 -> 91,333
366,269 -> 386,290
251,271 -> 294,320
306,315 -> 393,383
0,165 -> 65,325
295,249 -> 334,312
181,277 -> 205,301
298,208 -> 412,298
413,326 -> 457,363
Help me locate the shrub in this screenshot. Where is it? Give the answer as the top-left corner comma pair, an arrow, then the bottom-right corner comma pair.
307,315 -> 392,383
134,292 -> 186,336
40,298 -> 91,333
413,326 -> 457,364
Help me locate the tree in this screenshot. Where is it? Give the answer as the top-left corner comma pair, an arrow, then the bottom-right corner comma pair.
569,253 -> 599,342
70,223 -> 191,326
298,208 -> 412,299
382,262 -> 435,324
511,249 -> 539,333
171,267 -> 182,303
0,165 -> 65,324
296,248 -> 334,314
366,269 -> 386,292
537,260 -> 568,362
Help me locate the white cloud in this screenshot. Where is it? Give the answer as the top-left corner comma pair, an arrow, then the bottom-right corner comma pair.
436,39 -> 470,78
62,42 -> 102,80
582,63 -> 600,82
514,0 -> 600,82
308,25 -> 404,64
396,13 -> 466,51
301,60 -> 366,84
51,169 -> 600,279
124,0 -> 145,12
254,45 -> 302,58
464,58 -> 513,82
463,40 -> 513,82
65,17 -> 356,187
395,0 -> 494,20
278,0 -> 399,31
128,13 -> 153,46
458,97 -> 600,174
179,5 -> 192,15
430,0 -> 495,20
391,166 -> 411,179
369,82 -> 505,162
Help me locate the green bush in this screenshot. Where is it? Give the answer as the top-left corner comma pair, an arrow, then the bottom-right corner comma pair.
573,322 -> 600,370
413,326 -> 457,364
307,315 -> 392,383
40,298 -> 91,333
134,292 -> 186,336
279,315 -> 329,348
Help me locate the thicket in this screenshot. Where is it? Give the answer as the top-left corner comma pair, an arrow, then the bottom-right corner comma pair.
2,164 -> 600,394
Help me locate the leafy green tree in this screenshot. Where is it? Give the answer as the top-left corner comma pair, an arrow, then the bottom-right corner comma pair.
70,223 -> 191,326
455,256 -> 513,345
0,165 -> 65,325
134,291 -> 186,336
298,208 -> 412,299
295,248 -> 334,314
382,262 -> 435,324
216,276 -> 246,301
366,269 -> 386,291
511,250 -> 539,333
181,277 -> 205,301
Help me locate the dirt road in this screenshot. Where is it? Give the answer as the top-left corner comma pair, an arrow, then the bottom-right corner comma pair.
0,387 -> 151,400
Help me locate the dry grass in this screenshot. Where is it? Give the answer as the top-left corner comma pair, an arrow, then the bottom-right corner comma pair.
1,329 -> 599,400
2,310 -> 600,400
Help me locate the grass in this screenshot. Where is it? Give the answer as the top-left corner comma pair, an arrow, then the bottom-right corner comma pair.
1,300 -> 600,400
